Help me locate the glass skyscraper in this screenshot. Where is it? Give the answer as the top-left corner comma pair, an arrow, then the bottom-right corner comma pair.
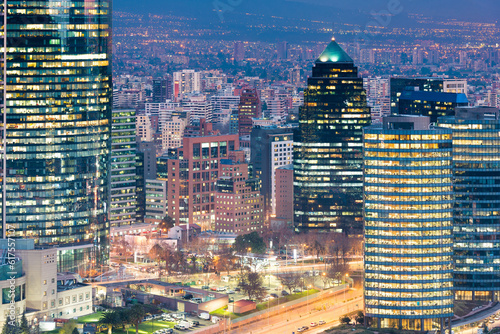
293,38 -> 371,232
437,107 -> 500,301
364,116 -> 454,333
111,110 -> 138,227
1,0 -> 112,271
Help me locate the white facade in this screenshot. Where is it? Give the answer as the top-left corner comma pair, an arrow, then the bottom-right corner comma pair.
173,70 -> 201,99
181,95 -> 211,122
270,140 -> 293,215
136,115 -> 154,141
444,79 -> 468,96
162,116 -> 187,151
210,94 -> 240,125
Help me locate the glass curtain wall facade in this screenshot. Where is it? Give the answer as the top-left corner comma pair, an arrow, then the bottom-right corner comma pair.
364,116 -> 454,333
1,0 -> 112,271
293,38 -> 371,232
437,107 -> 500,301
111,110 -> 137,227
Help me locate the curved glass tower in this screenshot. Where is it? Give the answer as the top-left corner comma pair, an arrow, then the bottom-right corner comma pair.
364,116 -> 454,333
293,38 -> 371,232
1,0 -> 112,271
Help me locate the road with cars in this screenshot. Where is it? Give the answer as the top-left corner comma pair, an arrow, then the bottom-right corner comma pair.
227,288 -> 363,334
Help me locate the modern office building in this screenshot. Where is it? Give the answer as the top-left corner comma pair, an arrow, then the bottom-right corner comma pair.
110,110 -> 139,227
156,135 -> 240,230
238,88 -> 262,137
1,0 -> 112,271
152,78 -> 171,103
250,127 -> 293,220
363,116 -> 454,333
398,90 -> 468,122
293,38 -> 371,232
437,107 -> 500,301
390,77 -> 468,114
214,159 -> 264,235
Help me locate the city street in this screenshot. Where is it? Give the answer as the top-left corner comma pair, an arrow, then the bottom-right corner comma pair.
228,288 -> 363,334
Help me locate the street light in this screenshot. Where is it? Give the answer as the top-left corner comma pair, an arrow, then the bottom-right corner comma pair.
307,284 -> 312,312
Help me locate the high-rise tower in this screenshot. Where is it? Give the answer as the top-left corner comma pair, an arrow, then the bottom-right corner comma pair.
293,38 -> 371,232
363,116 -> 454,333
1,0 -> 112,271
437,107 -> 500,301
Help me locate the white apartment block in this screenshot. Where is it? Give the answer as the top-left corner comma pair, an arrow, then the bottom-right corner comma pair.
173,70 -> 201,99
162,116 -> 187,151
136,115 -> 154,141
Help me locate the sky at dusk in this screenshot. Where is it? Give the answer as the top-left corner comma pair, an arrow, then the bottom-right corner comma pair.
115,0 -> 500,22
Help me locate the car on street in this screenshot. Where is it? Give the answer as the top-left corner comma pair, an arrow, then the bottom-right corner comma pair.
310,322 -> 317,327
227,290 -> 235,294
318,320 -> 326,325
297,326 -> 309,332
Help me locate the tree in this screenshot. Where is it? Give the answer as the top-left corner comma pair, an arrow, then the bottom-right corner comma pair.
233,232 -> 266,254
99,310 -> 122,334
126,304 -> 146,334
340,316 -> 351,325
355,311 -> 364,324
158,215 -> 175,237
312,240 -> 326,262
59,321 -> 77,334
148,244 -> 163,262
19,313 -> 28,334
238,271 -> 267,302
279,272 -> 302,294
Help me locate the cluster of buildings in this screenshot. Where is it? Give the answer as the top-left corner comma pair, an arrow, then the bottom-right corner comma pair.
1,0 -> 500,330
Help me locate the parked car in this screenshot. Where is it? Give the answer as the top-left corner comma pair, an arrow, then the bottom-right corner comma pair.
192,320 -> 200,326
216,286 -> 226,292
234,287 -> 241,292
191,298 -> 202,303
202,285 -> 209,289
281,290 -> 289,296
174,324 -> 186,330
293,289 -> 302,293
270,293 -> 279,298
227,290 -> 235,294
182,293 -> 193,300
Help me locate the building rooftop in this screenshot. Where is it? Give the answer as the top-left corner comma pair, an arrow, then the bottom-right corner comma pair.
277,164 -> 293,170
315,38 -> 353,64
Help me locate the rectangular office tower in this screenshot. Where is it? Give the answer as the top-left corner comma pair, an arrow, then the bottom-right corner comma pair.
111,110 -> 139,227
437,107 -> 500,301
0,0 -> 112,271
294,38 -> 371,232
364,116 -> 454,333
